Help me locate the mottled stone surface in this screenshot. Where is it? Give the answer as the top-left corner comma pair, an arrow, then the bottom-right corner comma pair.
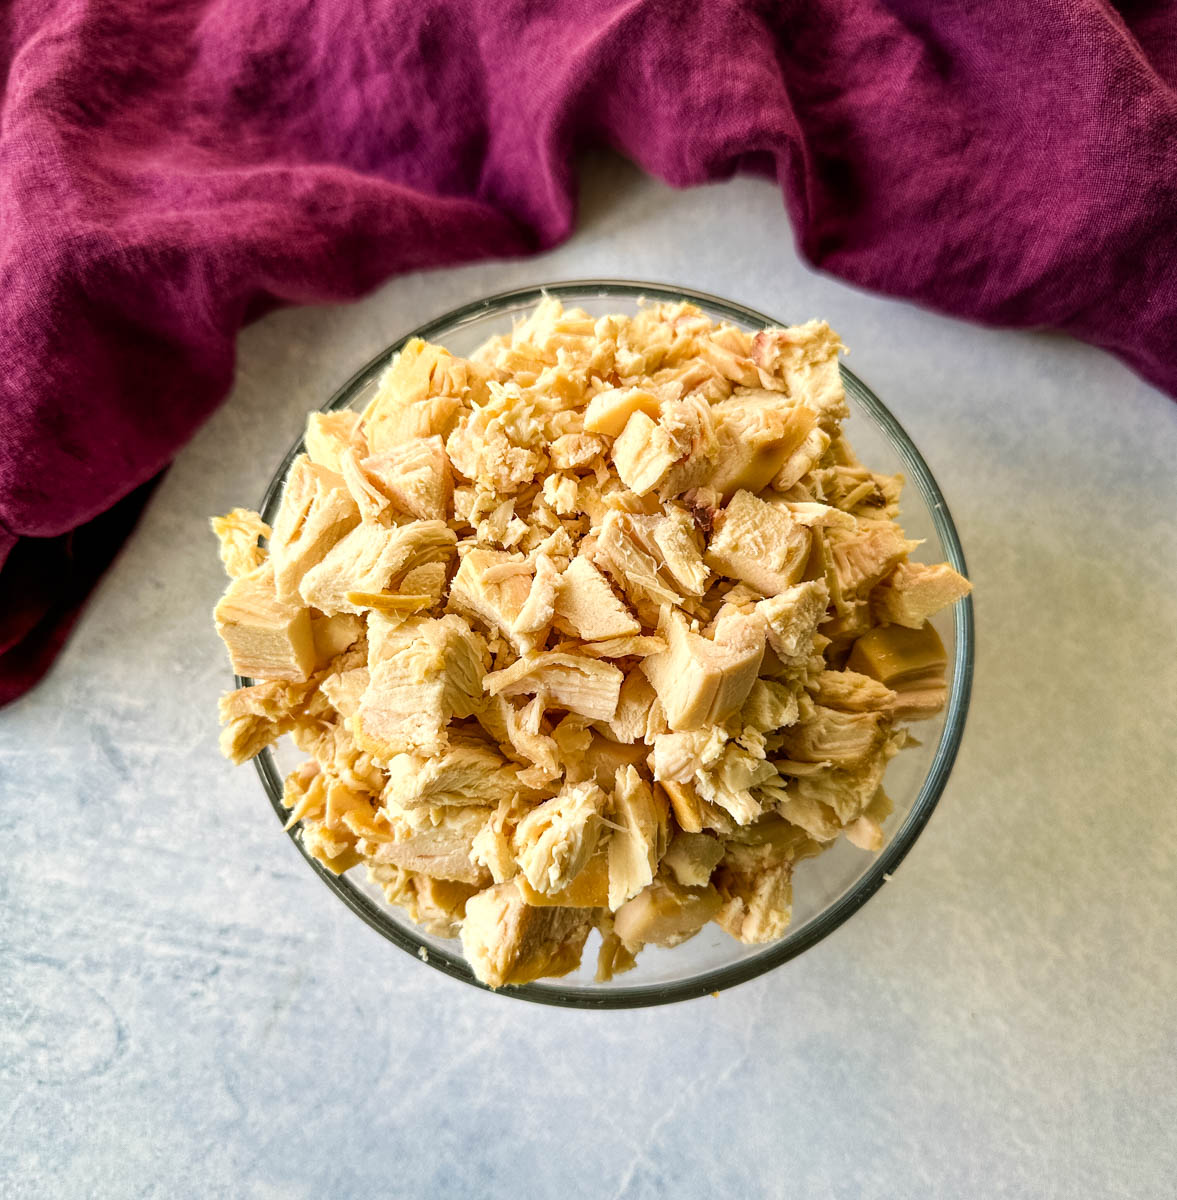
2,155 -> 1175,1200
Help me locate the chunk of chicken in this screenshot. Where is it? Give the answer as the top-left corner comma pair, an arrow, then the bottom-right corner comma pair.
583,386 -> 662,436
460,880 -> 592,988
611,396 -> 718,499
362,435 -> 453,522
847,621 -> 949,720
355,615 -> 487,758
598,670 -> 659,744
447,547 -> 536,652
661,830 -> 725,889
707,394 -> 817,498
319,666 -> 370,721
613,876 -> 723,952
214,563 -> 316,683
361,805 -> 490,883
513,781 -> 607,895
362,339 -> 475,452
811,669 -> 897,714
589,510 -> 682,617
756,580 -> 830,660
778,697 -> 886,769
268,456 -> 360,602
515,853 -> 610,907
826,520 -> 919,598
484,652 -> 623,722
607,765 -> 670,910
714,857 -> 793,944
383,737 -> 522,809
299,520 -> 456,616
872,561 -> 972,629
750,321 -> 847,427
217,679 -> 300,764
705,490 -> 810,597
554,556 -> 641,642
210,508 -> 270,580
694,741 -> 776,825
304,410 -> 367,473
642,610 -> 765,731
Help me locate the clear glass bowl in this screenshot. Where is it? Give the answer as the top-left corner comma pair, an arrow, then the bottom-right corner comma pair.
244,280 -> 974,1008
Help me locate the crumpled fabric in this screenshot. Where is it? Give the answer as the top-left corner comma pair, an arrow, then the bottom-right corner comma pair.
2,0 -> 1175,703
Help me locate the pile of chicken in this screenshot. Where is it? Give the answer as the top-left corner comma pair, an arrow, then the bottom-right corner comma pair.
212,298 -> 971,988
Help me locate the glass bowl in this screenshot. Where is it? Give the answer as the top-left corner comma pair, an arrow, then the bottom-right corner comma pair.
244,280 -> 974,1008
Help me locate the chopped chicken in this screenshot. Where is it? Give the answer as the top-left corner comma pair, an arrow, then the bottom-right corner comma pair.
554,556 -> 641,642
707,394 -> 817,497
304,410 -> 367,473
447,547 -> 537,652
642,609 -> 765,731
611,395 -> 717,499
355,615 -> 487,758
210,508 -> 271,579
383,737 -> 522,809
607,765 -> 670,910
847,621 -> 949,720
590,510 -> 682,617
320,667 -> 370,720
363,338 -> 474,452
583,385 -> 662,436
705,489 -> 810,596
714,854 -> 793,944
750,321 -> 847,427
460,880 -> 592,988
213,298 -> 971,986
299,519 -> 456,616
661,830 -> 725,888
778,696 -> 886,769
826,520 -> 919,598
362,435 -> 453,522
872,561 -> 972,629
484,652 -> 623,722
268,456 -> 360,601
361,805 -> 490,883
309,612 -> 364,665
214,563 -> 317,683
515,853 -> 610,908
599,670 -> 659,744
513,781 -> 606,895
644,506 -> 709,597
811,669 -> 897,713
613,876 -> 723,952
757,580 -> 830,660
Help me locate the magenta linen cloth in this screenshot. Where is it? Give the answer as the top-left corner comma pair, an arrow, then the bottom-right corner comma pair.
2,0 -> 1176,703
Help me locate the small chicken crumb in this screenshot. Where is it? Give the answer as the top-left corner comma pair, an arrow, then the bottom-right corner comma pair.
212,298 -> 971,988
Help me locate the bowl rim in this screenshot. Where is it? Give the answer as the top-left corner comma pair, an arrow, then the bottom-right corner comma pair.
242,278 -> 975,1009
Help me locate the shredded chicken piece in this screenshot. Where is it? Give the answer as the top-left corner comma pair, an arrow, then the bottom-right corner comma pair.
554,556 -> 641,642
299,520 -> 456,616
705,489 -> 810,597
642,609 -> 765,731
210,508 -> 271,579
513,781 -> 607,895
355,615 -> 487,758
213,298 -> 971,987
872,561 -> 972,629
460,881 -> 592,988
268,456 -> 360,602
613,876 -> 723,952
363,435 -> 453,522
214,563 -> 317,683
484,652 -> 623,722
305,410 -> 367,473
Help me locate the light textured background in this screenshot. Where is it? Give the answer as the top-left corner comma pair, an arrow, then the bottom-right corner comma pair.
2,155 -> 1175,1200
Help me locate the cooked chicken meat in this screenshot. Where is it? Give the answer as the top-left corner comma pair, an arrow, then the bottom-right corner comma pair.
212,298 -> 971,988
